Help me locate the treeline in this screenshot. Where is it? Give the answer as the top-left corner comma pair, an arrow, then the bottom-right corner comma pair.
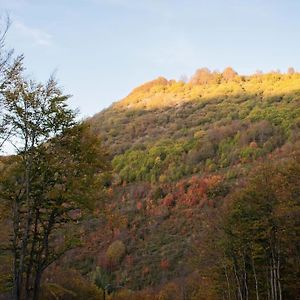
189,66 -> 296,85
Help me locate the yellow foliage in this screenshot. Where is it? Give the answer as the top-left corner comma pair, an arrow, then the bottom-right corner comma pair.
106,240 -> 126,264
113,73 -> 300,110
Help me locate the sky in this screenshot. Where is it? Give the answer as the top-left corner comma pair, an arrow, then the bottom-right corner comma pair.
0,0 -> 300,118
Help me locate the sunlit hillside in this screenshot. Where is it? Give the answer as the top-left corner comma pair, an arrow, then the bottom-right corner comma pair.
90,70 -> 300,183
70,69 -> 300,299
114,70 -> 300,110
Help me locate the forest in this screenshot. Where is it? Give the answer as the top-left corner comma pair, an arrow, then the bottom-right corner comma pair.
0,20 -> 300,300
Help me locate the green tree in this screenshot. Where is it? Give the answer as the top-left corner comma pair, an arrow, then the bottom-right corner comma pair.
218,159 -> 300,300
0,16 -> 23,149
0,75 -> 109,300
91,267 -> 114,300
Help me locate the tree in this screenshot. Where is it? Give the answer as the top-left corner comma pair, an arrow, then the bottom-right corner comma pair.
0,16 -> 23,149
106,240 -> 126,265
0,75 -> 109,300
222,67 -> 238,81
217,159 -> 300,300
287,67 -> 295,75
0,15 -> 13,90
91,267 -> 114,300
190,68 -> 213,85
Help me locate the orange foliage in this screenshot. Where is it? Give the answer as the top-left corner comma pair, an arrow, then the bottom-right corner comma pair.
250,141 -> 258,148
162,194 -> 175,207
160,258 -> 170,270
136,201 -> 143,210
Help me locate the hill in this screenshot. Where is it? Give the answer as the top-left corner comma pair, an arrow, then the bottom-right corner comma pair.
83,70 -> 300,299
90,71 -> 300,181
1,69 -> 300,299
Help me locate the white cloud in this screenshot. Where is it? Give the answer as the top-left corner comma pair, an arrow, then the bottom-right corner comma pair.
0,0 -> 28,10
13,20 -> 53,47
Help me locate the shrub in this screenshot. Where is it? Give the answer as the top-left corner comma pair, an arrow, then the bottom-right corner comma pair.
106,240 -> 126,264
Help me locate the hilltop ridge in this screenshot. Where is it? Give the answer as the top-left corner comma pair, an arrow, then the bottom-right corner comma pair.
111,68 -> 299,110
90,69 -> 300,161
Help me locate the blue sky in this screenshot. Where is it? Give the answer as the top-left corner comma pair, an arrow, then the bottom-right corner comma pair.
1,0 -> 300,117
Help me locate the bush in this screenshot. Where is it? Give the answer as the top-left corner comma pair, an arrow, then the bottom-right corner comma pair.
106,240 -> 126,264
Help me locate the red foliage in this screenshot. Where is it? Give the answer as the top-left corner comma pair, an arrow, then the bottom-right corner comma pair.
160,258 -> 170,270
107,187 -> 114,197
162,194 -> 175,207
142,266 -> 150,275
136,201 -> 143,210
125,255 -> 134,266
159,175 -> 222,207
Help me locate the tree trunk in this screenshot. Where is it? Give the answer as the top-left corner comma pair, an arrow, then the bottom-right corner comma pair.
266,270 -> 270,300
32,268 -> 42,300
12,201 -> 21,300
25,208 -> 39,300
224,264 -> 232,300
272,251 -> 277,300
276,247 -> 282,300
233,261 -> 243,300
251,254 -> 259,300
270,265 -> 274,300
243,255 -> 248,300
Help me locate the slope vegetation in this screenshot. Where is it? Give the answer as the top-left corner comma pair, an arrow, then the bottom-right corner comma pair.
81,70 -> 300,298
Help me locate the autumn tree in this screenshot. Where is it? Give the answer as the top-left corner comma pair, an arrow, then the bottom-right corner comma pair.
216,159 -> 300,300
190,68 -> 213,85
0,73 -> 109,300
287,67 -> 295,74
0,16 -> 23,149
222,67 -> 238,81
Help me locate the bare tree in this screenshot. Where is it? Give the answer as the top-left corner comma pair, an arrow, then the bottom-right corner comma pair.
287,67 -> 295,75
0,15 -> 24,150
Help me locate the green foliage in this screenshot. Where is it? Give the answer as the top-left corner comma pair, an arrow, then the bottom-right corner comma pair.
40,269 -> 102,300
0,68 -> 110,299
90,73 -> 300,184
215,159 -> 300,299
158,282 -> 181,300
106,240 -> 126,265
112,140 -> 190,183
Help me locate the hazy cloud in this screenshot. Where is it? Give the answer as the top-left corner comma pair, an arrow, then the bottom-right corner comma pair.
14,21 -> 53,47
0,0 -> 29,10
88,0 -> 171,15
